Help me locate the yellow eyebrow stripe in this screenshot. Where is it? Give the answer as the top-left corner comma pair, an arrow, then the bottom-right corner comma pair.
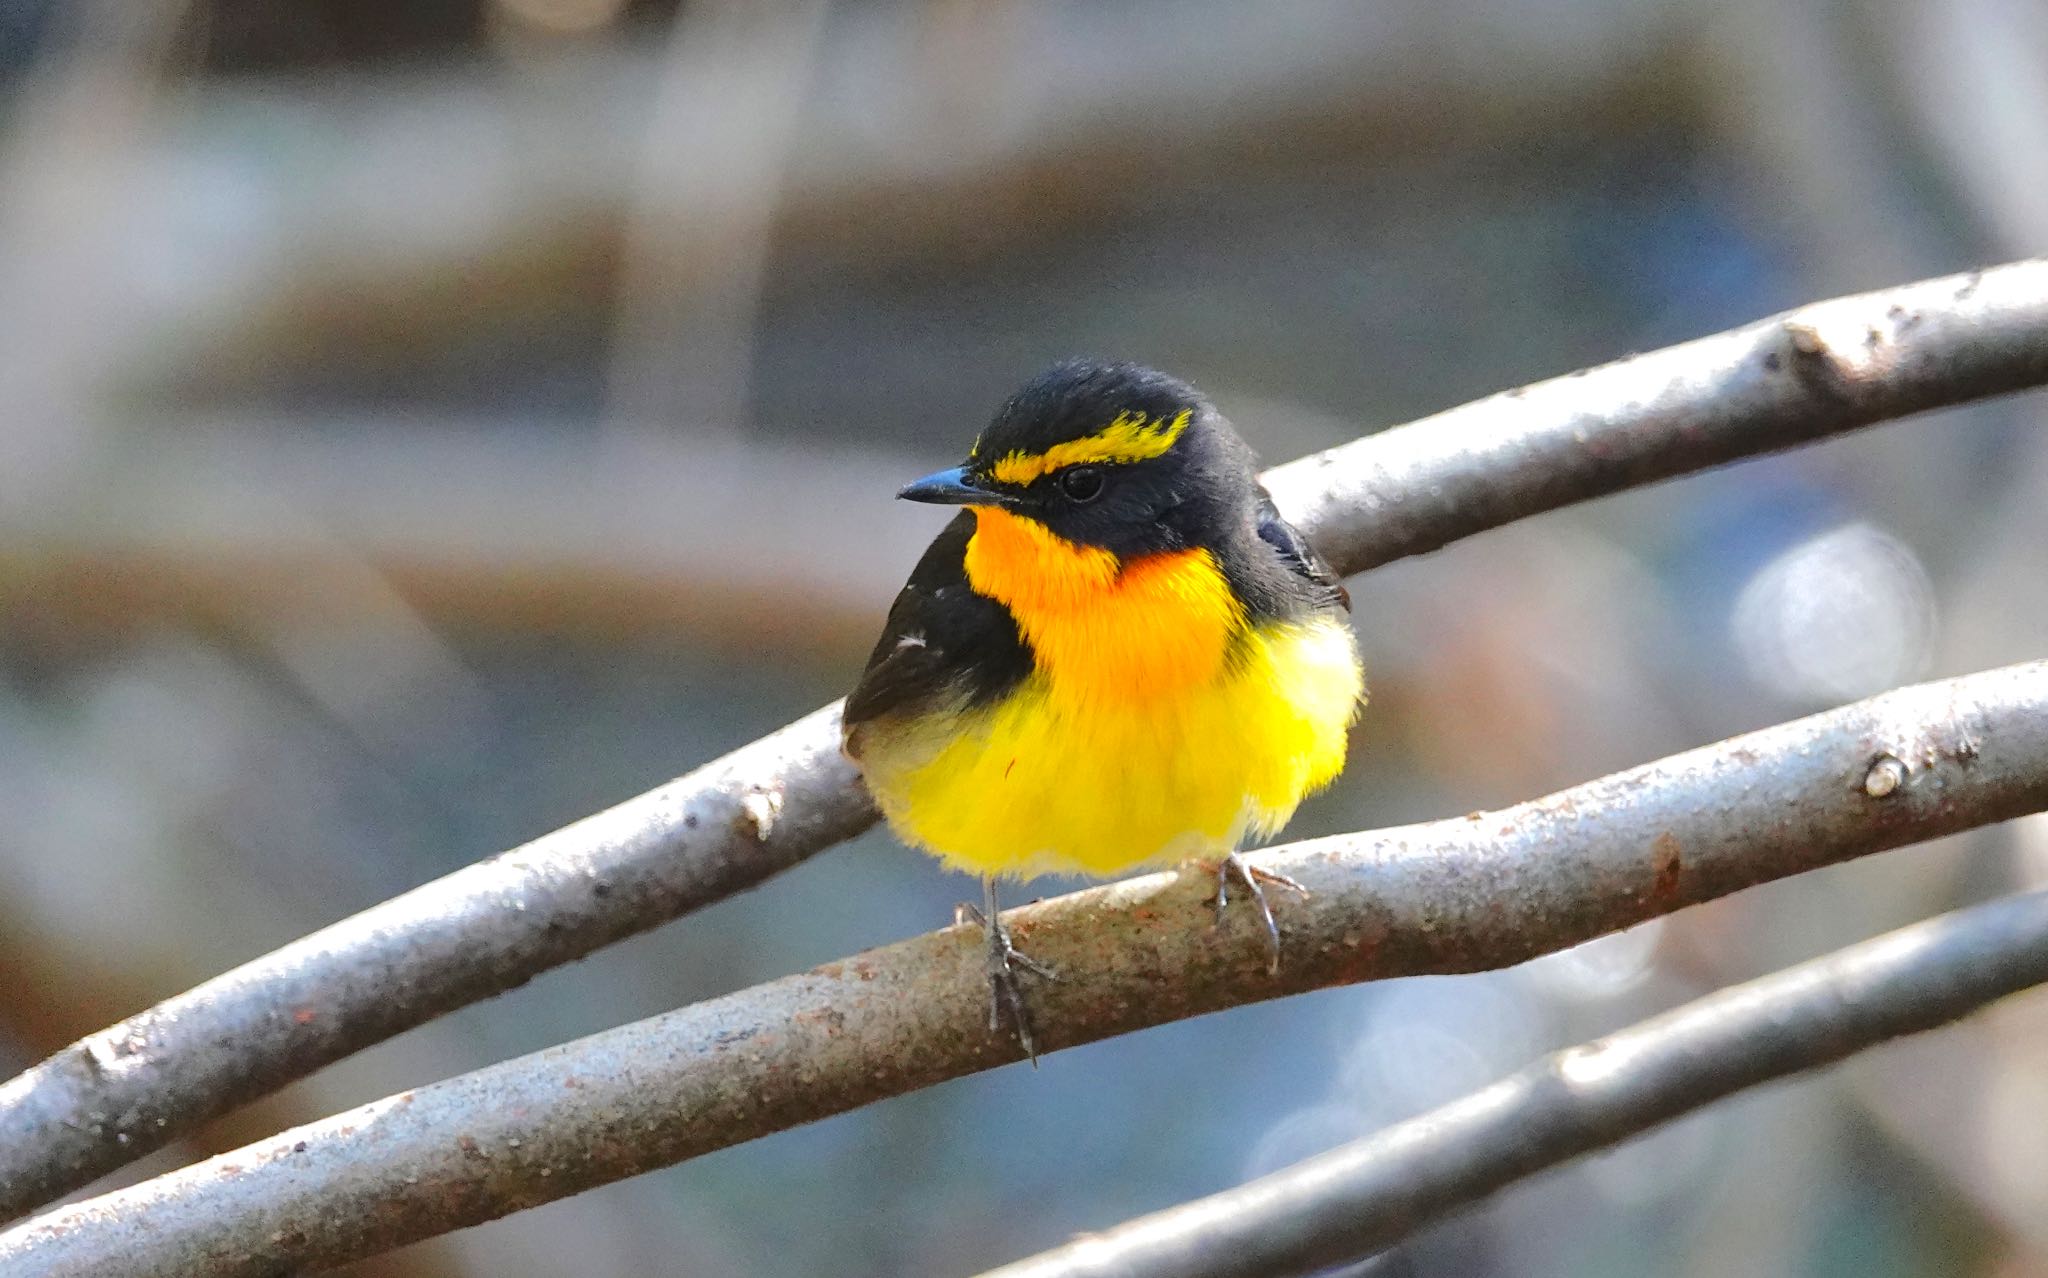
986,408 -> 1192,486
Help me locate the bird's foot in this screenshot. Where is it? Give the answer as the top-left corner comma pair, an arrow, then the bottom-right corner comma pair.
1211,852 -> 1310,976
957,896 -> 1057,1065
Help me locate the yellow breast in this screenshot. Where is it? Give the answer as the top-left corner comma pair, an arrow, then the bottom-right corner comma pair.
858,508 -> 1364,879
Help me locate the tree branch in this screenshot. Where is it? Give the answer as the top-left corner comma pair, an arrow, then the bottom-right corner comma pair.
1260,259 -> 2048,572
2,259 -> 2044,1222
3,660 -> 2046,1277
974,888 -> 2048,1278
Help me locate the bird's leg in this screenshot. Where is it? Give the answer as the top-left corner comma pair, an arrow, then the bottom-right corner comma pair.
957,876 -> 1056,1064
1212,852 -> 1310,976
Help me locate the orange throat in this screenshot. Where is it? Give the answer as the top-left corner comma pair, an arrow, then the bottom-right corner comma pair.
961,506 -> 1244,702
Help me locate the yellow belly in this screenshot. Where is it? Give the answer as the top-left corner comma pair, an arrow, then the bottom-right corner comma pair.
859,613 -> 1364,879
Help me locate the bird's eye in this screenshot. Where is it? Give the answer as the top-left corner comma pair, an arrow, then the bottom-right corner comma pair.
1057,466 -> 1105,502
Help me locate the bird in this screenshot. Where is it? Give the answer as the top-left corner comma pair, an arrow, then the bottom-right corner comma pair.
842,360 -> 1365,1059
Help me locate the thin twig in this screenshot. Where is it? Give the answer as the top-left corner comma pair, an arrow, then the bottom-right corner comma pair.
974,889 -> 2048,1278
1,259 -> 2044,1221
3,660 -> 2045,1277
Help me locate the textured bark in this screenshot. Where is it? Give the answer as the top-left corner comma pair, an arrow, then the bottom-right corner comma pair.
2,258 -> 2045,1223
979,890 -> 2048,1278
4,660 -> 2046,1276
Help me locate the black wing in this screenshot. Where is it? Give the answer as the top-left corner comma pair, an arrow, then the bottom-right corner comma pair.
1254,486 -> 1351,612
844,512 -> 1030,757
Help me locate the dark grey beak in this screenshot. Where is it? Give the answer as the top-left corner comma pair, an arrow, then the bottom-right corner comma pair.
897,465 -> 991,506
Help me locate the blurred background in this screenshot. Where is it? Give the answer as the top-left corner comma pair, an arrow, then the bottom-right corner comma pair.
2,1 -> 2046,1274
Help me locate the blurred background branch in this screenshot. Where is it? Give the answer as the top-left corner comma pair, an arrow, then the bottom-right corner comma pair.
602,0 -> 829,438
981,888 -> 2048,1278
4,658 -> 2046,1276
4,260 -> 2043,1225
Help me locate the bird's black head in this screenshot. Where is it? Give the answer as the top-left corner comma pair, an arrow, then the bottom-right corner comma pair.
898,360 -> 1257,559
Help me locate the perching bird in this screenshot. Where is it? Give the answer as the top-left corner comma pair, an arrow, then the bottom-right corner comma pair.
843,360 -> 1365,1058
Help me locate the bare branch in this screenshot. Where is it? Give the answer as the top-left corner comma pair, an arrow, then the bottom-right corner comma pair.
2,259 -> 2044,1221
975,889 -> 2048,1278
3,661 -> 2045,1277
1260,259 -> 2048,572
0,705 -> 876,1220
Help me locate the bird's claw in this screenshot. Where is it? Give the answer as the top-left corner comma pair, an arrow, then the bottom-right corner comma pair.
1212,853 -> 1309,976
964,886 -> 1057,1065
986,915 -> 1055,1063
